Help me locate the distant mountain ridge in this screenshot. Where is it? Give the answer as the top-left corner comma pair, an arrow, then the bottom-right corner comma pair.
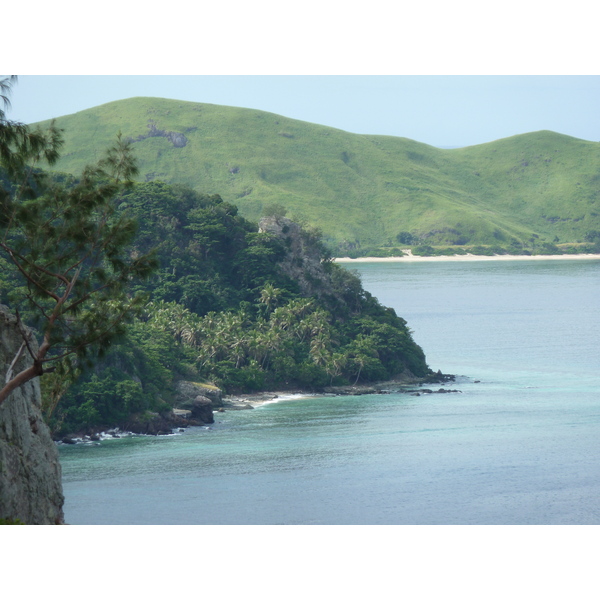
36,97 -> 600,253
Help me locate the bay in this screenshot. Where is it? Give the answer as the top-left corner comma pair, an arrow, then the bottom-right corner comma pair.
59,259 -> 600,524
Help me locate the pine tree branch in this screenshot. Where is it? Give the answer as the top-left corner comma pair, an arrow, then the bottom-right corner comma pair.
0,242 -> 65,301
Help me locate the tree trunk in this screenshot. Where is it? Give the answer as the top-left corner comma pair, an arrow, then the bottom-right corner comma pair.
0,361 -> 43,406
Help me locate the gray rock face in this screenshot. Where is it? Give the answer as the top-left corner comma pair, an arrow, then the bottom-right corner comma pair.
173,381 -> 224,424
258,216 -> 330,298
176,396 -> 215,424
175,380 -> 222,407
0,306 -> 64,524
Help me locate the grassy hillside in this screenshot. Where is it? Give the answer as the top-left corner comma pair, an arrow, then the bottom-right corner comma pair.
37,97 -> 600,253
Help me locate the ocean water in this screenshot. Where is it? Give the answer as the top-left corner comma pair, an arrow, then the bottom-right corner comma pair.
59,259 -> 600,524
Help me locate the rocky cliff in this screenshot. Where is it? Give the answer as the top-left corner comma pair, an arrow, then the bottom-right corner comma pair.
0,305 -> 64,524
259,216 -> 332,298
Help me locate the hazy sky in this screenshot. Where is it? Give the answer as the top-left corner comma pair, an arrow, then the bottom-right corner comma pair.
6,3 -> 598,149
7,75 -> 599,148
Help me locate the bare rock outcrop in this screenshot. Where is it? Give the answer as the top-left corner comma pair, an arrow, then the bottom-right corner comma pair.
259,216 -> 330,298
174,381 -> 223,423
0,305 -> 64,524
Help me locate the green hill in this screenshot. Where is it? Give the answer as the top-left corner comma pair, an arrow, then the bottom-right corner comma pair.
36,97 -> 600,253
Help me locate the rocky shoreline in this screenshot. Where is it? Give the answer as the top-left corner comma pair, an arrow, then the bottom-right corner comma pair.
56,372 -> 459,445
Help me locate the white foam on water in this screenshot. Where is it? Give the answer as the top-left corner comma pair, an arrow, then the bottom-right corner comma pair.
257,393 -> 316,406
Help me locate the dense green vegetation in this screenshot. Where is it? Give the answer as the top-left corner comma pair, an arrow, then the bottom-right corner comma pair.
35,97 -> 600,255
2,81 -> 433,437
2,181 -> 431,435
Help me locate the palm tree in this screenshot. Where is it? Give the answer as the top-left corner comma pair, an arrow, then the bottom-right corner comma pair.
325,352 -> 347,385
259,283 -> 282,315
309,333 -> 331,366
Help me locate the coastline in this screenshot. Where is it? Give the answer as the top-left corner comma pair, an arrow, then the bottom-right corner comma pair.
222,391 -> 314,409
222,375 -> 457,409
58,376 -> 458,443
335,253 -> 600,263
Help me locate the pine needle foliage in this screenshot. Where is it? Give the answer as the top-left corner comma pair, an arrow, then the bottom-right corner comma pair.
0,77 -> 157,405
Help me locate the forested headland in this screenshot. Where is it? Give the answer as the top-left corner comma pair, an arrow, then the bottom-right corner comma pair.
0,78 -> 447,440
1,177 -> 435,437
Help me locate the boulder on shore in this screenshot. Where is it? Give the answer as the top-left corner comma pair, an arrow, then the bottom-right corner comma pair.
175,395 -> 215,424
174,381 -> 222,424
120,411 -> 194,435
175,381 -> 222,406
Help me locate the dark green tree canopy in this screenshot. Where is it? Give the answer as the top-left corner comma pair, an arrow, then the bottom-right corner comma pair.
0,77 -> 157,405
1,77 -> 433,435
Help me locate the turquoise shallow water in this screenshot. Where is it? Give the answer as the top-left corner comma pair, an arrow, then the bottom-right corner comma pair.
59,259 -> 600,524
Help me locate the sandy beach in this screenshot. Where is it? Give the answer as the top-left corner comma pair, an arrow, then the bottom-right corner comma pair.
335,252 -> 600,263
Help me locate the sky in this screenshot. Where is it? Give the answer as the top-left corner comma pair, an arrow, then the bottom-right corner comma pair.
5,1 -> 599,150
6,75 -> 600,148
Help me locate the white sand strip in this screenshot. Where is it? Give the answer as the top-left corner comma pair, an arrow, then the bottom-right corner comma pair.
335,253 -> 600,263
